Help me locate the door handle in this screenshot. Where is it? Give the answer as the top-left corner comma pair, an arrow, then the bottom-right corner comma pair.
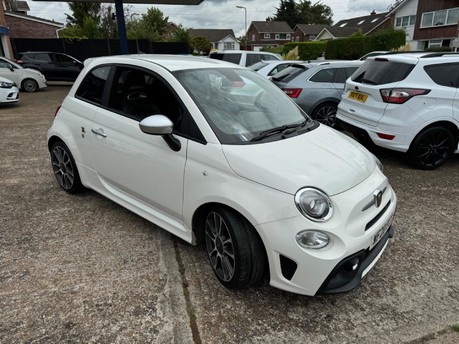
91,128 -> 107,137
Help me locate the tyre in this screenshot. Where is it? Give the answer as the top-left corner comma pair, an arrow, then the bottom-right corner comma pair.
204,207 -> 266,289
50,141 -> 84,193
408,126 -> 455,170
311,102 -> 338,128
21,78 -> 39,92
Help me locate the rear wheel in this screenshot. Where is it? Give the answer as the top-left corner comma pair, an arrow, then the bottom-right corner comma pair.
408,126 -> 455,170
21,78 -> 38,92
50,141 -> 84,193
311,103 -> 338,128
204,207 -> 266,289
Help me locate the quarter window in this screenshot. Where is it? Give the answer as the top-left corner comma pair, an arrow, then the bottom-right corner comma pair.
424,63 -> 459,88
75,66 -> 110,105
310,69 -> 336,83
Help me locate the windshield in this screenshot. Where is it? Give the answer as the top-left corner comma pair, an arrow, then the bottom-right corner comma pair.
175,68 -> 315,144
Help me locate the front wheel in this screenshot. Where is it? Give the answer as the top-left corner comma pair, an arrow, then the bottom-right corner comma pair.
204,207 -> 266,289
311,103 -> 338,128
408,126 -> 455,170
22,78 -> 39,92
50,141 -> 84,193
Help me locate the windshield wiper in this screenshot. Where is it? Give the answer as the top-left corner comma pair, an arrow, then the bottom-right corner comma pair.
250,120 -> 308,142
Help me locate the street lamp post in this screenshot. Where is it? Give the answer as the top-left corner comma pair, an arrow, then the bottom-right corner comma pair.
236,5 -> 247,49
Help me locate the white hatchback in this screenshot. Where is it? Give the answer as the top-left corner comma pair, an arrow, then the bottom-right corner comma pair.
0,76 -> 19,104
47,55 -> 396,296
338,52 -> 459,169
0,57 -> 47,92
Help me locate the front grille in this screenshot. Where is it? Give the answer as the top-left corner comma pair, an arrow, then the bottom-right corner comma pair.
365,200 -> 391,231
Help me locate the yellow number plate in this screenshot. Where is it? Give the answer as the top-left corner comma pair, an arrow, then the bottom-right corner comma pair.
348,91 -> 368,103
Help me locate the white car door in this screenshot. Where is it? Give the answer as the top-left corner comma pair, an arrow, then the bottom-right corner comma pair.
89,66 -> 188,231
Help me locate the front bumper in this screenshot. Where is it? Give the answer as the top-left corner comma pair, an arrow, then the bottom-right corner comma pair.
256,169 -> 397,296
317,225 -> 394,294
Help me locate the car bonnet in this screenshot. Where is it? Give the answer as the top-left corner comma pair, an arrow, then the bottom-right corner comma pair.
221,125 -> 375,196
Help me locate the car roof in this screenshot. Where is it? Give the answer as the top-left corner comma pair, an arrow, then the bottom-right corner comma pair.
367,52 -> 459,63
85,54 -> 247,72
296,60 -> 363,68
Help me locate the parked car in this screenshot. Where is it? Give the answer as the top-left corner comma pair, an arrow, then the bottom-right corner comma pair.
16,51 -> 83,82
0,76 -> 19,105
249,60 -> 301,78
271,60 -> 362,128
0,57 -> 47,92
209,50 -> 282,67
337,52 -> 459,170
47,54 -> 396,296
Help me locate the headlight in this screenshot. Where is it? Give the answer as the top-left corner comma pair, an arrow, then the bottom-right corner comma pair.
0,81 -> 13,88
374,155 -> 383,172
294,187 -> 333,222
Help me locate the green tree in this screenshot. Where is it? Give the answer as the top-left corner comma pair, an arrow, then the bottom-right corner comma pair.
127,8 -> 169,41
169,24 -> 191,44
65,2 -> 101,27
191,36 -> 212,55
269,0 -> 333,27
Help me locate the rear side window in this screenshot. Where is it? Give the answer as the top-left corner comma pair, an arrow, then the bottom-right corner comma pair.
309,68 -> 336,82
351,60 -> 415,85
246,54 -> 263,67
209,53 -> 241,65
424,63 -> 459,88
334,67 -> 359,83
75,66 -> 111,105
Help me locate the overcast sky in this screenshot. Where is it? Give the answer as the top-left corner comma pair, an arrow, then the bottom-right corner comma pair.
27,0 -> 394,37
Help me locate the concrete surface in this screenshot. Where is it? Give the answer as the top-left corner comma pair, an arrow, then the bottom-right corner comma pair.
1,85 -> 458,343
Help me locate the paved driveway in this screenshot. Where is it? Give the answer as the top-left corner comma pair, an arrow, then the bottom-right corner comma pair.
1,85 -> 458,343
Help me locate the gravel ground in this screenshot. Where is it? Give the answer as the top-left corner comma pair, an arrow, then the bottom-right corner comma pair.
1,85 -> 458,343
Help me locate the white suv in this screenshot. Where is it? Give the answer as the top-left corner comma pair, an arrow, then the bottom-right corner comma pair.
337,52 -> 459,169
209,50 -> 282,67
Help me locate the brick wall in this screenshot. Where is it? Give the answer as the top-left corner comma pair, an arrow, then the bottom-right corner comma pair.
6,15 -> 60,38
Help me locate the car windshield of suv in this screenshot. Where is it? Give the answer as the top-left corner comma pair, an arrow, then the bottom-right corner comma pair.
351,59 -> 415,85
249,61 -> 269,71
209,53 -> 241,65
175,68 -> 315,144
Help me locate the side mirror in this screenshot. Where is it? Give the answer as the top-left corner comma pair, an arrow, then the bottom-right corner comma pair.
8,64 -> 14,72
139,115 -> 181,151
139,115 -> 173,135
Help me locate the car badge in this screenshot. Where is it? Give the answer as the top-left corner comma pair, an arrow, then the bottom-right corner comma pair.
373,189 -> 383,208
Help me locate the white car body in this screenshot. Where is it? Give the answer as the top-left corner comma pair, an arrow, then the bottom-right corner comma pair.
47,55 -> 396,296
0,57 -> 47,92
337,53 -> 459,169
0,76 -> 19,104
250,60 -> 301,78
209,50 -> 282,67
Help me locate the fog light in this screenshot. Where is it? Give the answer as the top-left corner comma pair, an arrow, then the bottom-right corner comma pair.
296,230 -> 329,249
345,257 -> 360,271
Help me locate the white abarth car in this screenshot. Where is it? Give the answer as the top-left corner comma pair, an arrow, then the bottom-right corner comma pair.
47,55 -> 397,296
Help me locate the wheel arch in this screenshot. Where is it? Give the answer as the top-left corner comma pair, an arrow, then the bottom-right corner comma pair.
309,99 -> 339,116
192,202 -> 267,252
411,120 -> 459,150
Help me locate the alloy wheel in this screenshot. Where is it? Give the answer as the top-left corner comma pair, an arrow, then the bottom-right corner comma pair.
51,146 -> 75,190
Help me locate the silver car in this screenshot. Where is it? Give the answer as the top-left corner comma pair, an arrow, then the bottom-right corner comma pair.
271,60 -> 362,128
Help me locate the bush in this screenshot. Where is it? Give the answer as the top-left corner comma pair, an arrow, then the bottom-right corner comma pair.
283,42 -> 327,60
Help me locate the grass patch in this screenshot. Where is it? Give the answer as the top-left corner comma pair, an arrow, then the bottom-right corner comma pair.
452,324 -> 459,332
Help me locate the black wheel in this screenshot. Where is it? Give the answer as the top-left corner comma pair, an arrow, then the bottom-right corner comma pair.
311,103 -> 338,128
21,78 -> 38,92
408,126 -> 455,170
50,141 -> 84,193
204,207 -> 266,289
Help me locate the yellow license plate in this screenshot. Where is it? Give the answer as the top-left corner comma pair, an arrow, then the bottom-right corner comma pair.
348,91 -> 368,103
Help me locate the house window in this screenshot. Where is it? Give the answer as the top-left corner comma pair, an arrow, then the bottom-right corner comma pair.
421,8 -> 459,28
428,40 -> 442,48
223,42 -> 235,50
264,33 -> 270,39
309,34 -> 316,40
275,34 -> 289,40
395,15 -> 416,27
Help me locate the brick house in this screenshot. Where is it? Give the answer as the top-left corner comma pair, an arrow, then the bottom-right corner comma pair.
292,24 -> 327,42
246,21 -> 293,51
5,12 -> 63,39
413,0 -> 459,50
